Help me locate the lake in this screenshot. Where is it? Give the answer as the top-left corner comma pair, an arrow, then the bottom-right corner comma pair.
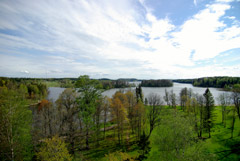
48,83 -> 232,104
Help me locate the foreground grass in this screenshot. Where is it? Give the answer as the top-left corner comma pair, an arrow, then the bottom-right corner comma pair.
204,106 -> 240,160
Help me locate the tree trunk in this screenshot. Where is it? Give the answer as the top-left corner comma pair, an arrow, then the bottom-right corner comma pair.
86,126 -> 89,150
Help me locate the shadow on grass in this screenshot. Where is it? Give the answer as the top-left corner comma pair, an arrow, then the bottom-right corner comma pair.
215,136 -> 240,161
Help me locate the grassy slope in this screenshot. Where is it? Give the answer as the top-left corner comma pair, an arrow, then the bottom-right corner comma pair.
204,106 -> 240,161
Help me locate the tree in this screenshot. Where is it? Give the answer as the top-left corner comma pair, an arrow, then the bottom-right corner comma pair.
218,93 -> 231,127
105,151 -> 134,161
125,90 -> 136,134
169,90 -> 177,108
203,88 -> 215,138
102,96 -> 111,138
56,88 -> 78,154
133,101 -> 146,139
163,89 -> 170,107
150,109 -> 216,161
137,132 -> 151,161
136,84 -> 143,103
196,94 -> 204,138
37,135 -> 73,161
232,85 -> 240,120
147,93 -> 163,136
37,99 -> 55,138
75,75 -> 102,149
0,87 -> 33,161
180,87 -> 187,111
111,92 -> 129,145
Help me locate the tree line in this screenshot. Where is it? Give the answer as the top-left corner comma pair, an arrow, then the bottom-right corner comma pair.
175,76 -> 240,89
141,79 -> 173,87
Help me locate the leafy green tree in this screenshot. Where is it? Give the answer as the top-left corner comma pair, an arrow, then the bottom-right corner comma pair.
137,132 -> 151,161
105,151 -> 134,161
75,75 -> 102,149
136,84 -> 143,103
37,135 -> 73,161
203,88 -> 215,138
150,109 -> 216,161
0,87 -> 33,161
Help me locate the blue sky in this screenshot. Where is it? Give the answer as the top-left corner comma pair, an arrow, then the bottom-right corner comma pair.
0,0 -> 239,79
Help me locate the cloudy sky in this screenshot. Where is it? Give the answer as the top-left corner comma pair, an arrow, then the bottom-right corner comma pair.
0,0 -> 239,79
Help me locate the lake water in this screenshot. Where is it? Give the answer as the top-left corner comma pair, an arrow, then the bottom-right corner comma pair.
48,83 -> 232,104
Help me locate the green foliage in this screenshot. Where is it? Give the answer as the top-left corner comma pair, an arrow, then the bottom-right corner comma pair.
203,88 -> 215,138
76,75 -> 102,124
76,75 -> 102,149
136,84 -> 143,102
0,87 -> 33,161
149,109 -> 216,161
137,132 -> 151,160
105,151 -> 134,161
141,79 -> 173,87
37,135 -> 73,161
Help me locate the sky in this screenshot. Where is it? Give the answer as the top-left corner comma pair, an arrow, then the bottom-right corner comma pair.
0,0 -> 240,79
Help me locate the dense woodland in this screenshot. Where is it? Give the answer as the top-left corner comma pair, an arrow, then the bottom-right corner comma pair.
175,76 -> 240,89
0,77 -> 133,90
1,75 -> 240,161
141,79 -> 173,87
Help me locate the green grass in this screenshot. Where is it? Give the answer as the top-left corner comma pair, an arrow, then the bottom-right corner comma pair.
201,106 -> 240,160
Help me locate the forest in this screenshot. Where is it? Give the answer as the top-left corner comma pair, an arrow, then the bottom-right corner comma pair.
0,75 -> 240,161
175,76 -> 240,89
140,79 -> 173,87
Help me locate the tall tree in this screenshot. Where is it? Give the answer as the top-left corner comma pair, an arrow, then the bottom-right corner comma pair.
56,88 -> 78,154
147,93 -> 163,137
0,88 -> 33,161
136,84 -> 143,103
203,88 -> 215,138
196,94 -> 204,138
218,93 -> 231,127
232,85 -> 240,120
111,94 -> 128,145
163,89 -> 170,107
75,75 -> 102,149
102,96 -> 111,138
169,90 -> 177,108
125,90 -> 136,134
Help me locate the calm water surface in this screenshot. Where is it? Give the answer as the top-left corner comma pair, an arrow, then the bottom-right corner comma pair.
48,83 -> 231,104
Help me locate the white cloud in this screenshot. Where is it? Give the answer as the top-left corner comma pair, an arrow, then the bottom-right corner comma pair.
172,2 -> 240,61
194,0 -> 197,6
21,70 -> 29,74
0,0 -> 239,78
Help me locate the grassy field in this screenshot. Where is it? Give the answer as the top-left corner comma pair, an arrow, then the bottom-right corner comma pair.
203,106 -> 240,160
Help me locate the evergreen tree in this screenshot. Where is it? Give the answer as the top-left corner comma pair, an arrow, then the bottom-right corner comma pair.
136,84 -> 143,103
203,88 -> 215,138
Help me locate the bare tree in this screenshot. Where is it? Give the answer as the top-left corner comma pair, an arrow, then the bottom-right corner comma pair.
218,93 -> 231,127
56,88 -> 78,154
164,89 -> 170,107
169,90 -> 176,108
147,93 -> 164,137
